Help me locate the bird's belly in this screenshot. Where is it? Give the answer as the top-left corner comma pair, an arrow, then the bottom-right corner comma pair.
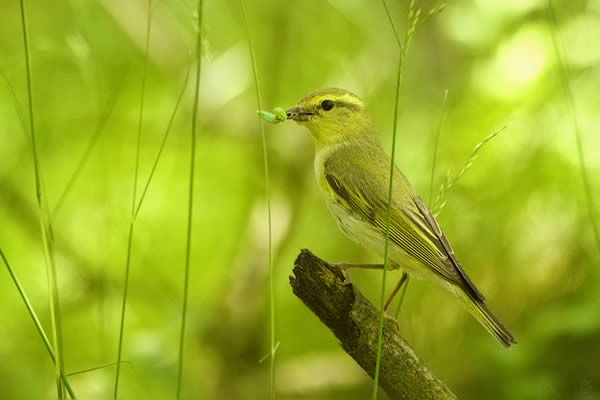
324,200 -> 427,276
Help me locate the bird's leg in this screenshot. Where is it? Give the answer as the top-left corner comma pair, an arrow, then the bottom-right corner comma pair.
384,272 -> 409,312
331,263 -> 384,285
335,263 -> 385,270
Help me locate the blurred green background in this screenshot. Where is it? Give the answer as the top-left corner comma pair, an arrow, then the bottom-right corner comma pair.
1,0 -> 599,399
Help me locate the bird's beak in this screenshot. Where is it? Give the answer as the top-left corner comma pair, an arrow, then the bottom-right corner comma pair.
286,106 -> 313,122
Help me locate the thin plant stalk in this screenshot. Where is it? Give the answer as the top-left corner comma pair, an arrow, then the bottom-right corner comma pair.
113,223 -> 135,399
372,47 -> 401,400
373,1 -> 420,398
111,29 -> 188,400
52,79 -> 125,220
132,1 -> 153,212
429,89 -> 448,207
18,1 -> 65,397
0,71 -> 28,141
1,249 -> 77,399
391,90 -> 448,318
546,0 -> 600,253
114,1 -> 153,397
239,1 -> 276,397
135,66 -> 191,219
175,1 -> 204,398
67,361 -> 132,377
432,126 -> 506,217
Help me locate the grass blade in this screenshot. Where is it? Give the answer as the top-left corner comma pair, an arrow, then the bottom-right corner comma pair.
546,0 -> 600,254
175,1 -> 204,398
113,1 -> 153,398
18,1 -> 65,397
52,78 -> 125,220
393,89 -> 448,319
432,126 -> 506,217
67,361 -> 132,377
239,1 -> 276,397
134,66 -> 191,218
131,1 -> 153,213
389,90 -> 450,319
428,89 -> 448,207
0,71 -> 28,141
1,249 -> 77,399
113,222 -> 135,399
373,2 -> 420,398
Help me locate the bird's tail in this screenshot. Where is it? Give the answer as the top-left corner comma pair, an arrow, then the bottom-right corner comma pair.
451,286 -> 517,348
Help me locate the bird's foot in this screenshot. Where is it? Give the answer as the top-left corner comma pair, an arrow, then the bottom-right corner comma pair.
331,262 -> 386,286
331,263 -> 353,286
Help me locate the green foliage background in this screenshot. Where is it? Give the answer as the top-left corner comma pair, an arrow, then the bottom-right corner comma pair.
1,0 -> 599,399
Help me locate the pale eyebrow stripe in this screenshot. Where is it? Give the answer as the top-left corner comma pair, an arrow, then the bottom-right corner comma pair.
334,100 -> 361,111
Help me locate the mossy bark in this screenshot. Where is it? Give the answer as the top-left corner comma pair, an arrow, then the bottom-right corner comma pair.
289,249 -> 457,400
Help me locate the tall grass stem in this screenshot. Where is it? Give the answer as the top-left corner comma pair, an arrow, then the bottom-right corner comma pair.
546,0 -> 600,254
131,0 -> 153,213
373,1 -> 420,398
1,249 -> 77,399
175,1 -> 204,398
432,126 -> 505,217
19,1 -> 65,397
239,1 -> 276,397
114,1 -> 152,397
67,361 -> 131,377
0,71 -> 28,140
134,67 -> 191,218
428,89 -> 448,207
52,80 -> 124,220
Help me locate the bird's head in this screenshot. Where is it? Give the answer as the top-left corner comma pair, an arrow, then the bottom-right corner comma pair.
286,88 -> 374,147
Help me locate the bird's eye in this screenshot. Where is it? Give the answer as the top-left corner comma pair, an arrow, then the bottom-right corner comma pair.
321,100 -> 335,111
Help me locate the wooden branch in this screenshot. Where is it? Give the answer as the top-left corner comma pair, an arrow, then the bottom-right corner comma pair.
289,249 -> 457,400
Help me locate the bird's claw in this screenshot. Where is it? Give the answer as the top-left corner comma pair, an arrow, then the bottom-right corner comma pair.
341,274 -> 352,286
332,263 -> 352,286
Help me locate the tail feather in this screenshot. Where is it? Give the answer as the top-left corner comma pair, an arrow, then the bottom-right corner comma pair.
452,286 -> 516,348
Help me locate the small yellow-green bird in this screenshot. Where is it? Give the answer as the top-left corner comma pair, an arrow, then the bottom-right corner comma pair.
286,88 -> 516,348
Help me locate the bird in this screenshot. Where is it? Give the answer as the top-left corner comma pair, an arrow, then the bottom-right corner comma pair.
285,88 -> 516,348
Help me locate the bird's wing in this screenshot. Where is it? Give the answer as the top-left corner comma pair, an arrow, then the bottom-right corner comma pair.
409,194 -> 484,300
324,163 -> 483,300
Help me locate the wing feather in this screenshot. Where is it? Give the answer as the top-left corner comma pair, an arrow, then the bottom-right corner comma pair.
411,195 -> 485,300
324,171 -> 466,287
321,140 -> 486,301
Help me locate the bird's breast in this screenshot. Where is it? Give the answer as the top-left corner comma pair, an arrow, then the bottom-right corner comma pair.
314,144 -> 340,200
